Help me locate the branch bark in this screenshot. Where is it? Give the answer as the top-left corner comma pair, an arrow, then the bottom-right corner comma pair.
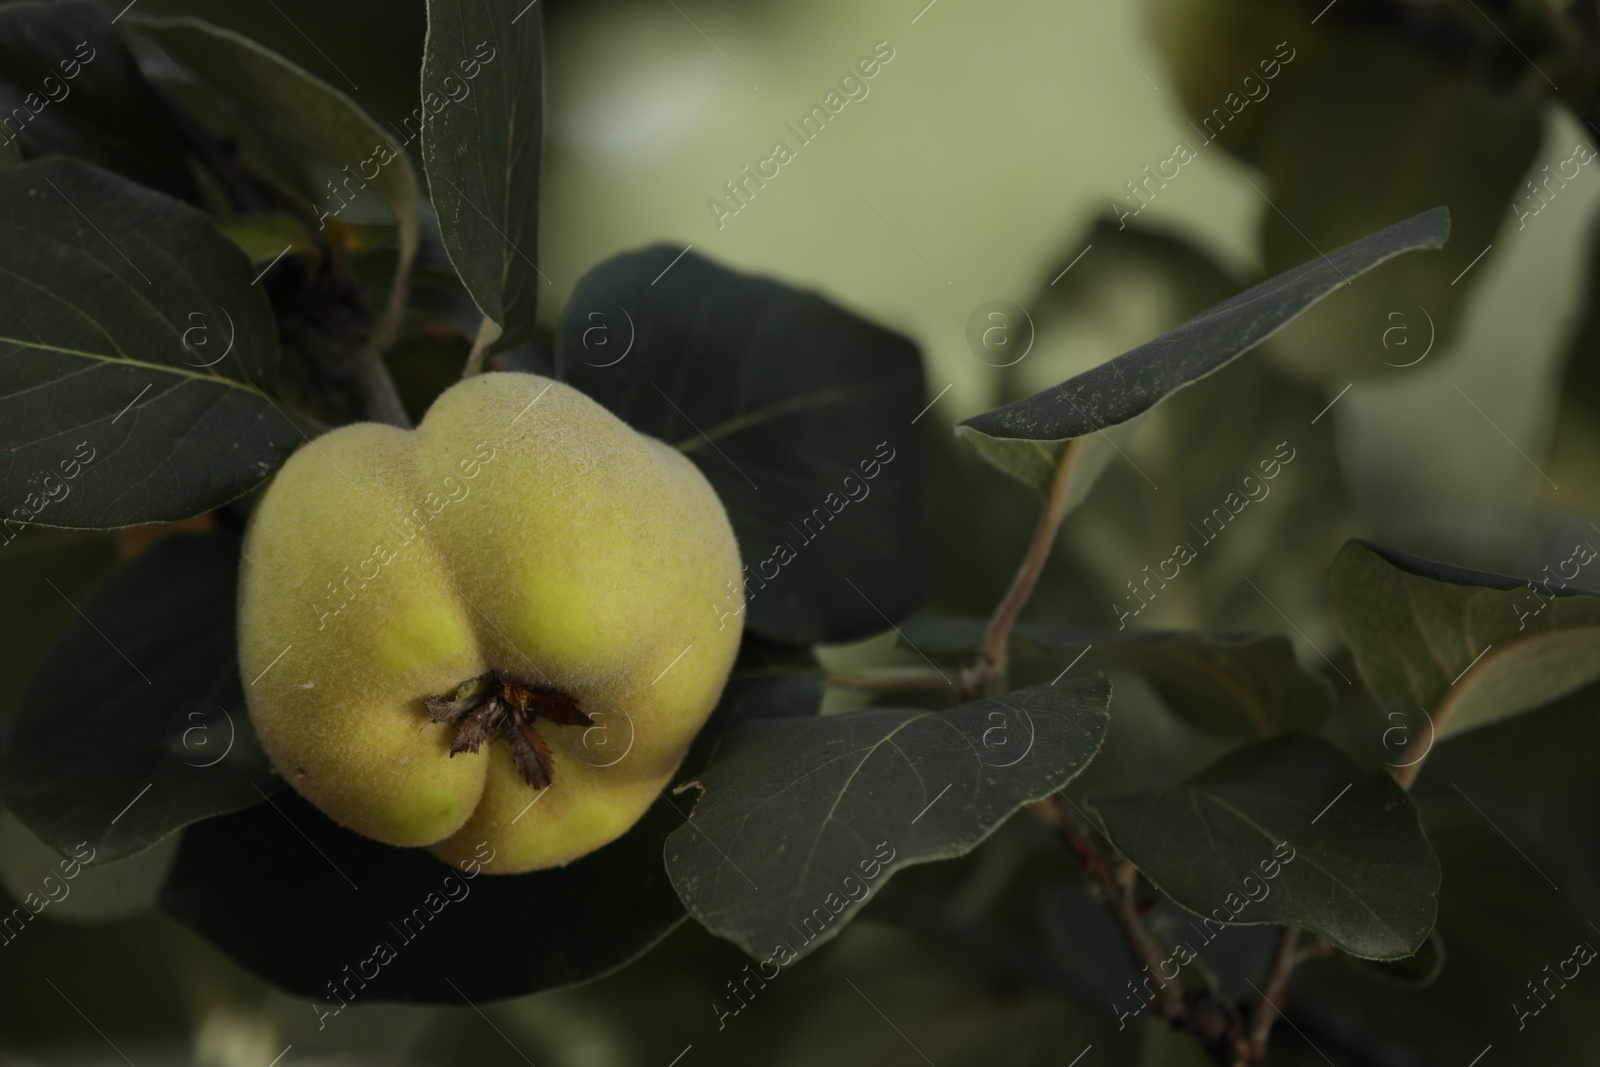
461,318 -> 503,379
1030,795 -> 1182,1017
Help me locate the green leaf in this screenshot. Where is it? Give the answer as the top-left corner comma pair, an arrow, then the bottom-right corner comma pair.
896,617 -> 1331,742
555,246 -> 930,645
956,420 -> 1136,497
1328,539 -> 1600,741
1093,733 -> 1440,959
421,0 -> 542,353
1249,41 -> 1540,381
1,533 -> 279,865
216,213 -> 319,265
0,0 -> 195,201
1097,633 -> 1331,743
160,785 -> 687,1003
0,157 -> 301,528
129,15 -> 422,346
0,529 -> 117,724
970,218 -> 1240,495
663,677 -> 1111,962
956,208 -> 1449,459
0,808 -> 178,922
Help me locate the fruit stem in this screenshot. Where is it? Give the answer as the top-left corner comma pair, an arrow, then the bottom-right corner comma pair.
461,317 -> 503,379
351,344 -> 413,428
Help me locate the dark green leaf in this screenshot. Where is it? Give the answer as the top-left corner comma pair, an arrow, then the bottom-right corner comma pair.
896,617 -> 1331,742
968,217 -> 1241,494
130,15 -> 421,344
160,785 -> 686,1003
0,809 -> 178,922
0,529 -> 116,726
0,157 -> 301,528
0,0 -> 195,200
1249,42 -> 1540,380
1351,928 -> 1446,989
1095,634 -> 1331,743
555,246 -> 929,645
664,677 -> 1111,962
1329,539 -> 1600,741
1,533 -> 279,864
957,208 -> 1449,450
1093,733 -> 1440,959
421,0 -> 542,353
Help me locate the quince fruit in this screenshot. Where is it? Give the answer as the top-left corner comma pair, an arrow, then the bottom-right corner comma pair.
237,373 -> 743,873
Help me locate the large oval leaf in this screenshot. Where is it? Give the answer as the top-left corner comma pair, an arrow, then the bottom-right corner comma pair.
957,208 -> 1449,460
0,157 -> 301,527
664,677 -> 1112,962
0,529 -> 117,724
0,0 -> 195,201
129,15 -> 421,344
160,787 -> 686,1004
1328,539 -> 1600,740
421,0 -> 542,353
1093,733 -> 1440,959
0,533 -> 278,864
555,245 -> 929,645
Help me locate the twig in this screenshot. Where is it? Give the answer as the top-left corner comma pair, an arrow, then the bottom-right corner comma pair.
970,439 -> 1084,697
1247,925 -> 1299,1059
1031,795 -> 1181,1017
1034,794 -> 1257,1063
350,346 -> 412,428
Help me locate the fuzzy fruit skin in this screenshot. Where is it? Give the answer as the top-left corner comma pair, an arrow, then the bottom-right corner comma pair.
237,373 -> 743,873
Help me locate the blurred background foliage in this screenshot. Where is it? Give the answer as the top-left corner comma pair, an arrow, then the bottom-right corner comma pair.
3,0 -> 1600,1063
